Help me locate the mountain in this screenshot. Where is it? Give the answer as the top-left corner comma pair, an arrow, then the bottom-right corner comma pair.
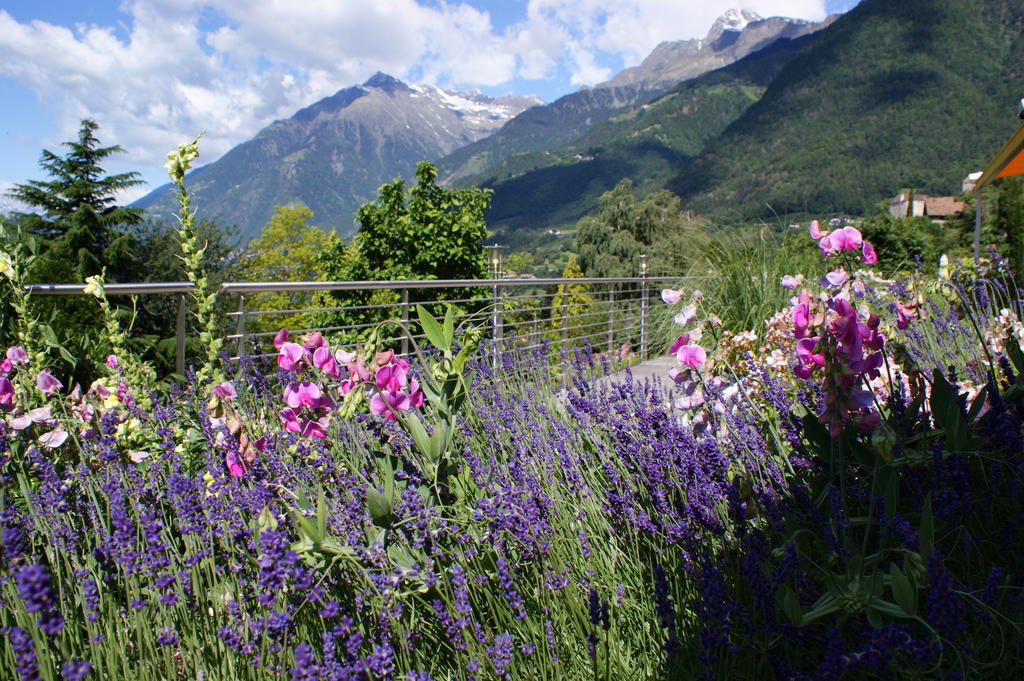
479,33 -> 818,243
133,73 -> 541,241
598,9 -> 831,90
435,9 -> 833,185
668,0 -> 1024,221
481,0 -> 1024,239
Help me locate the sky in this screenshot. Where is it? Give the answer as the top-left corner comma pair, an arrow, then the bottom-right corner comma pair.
0,0 -> 859,207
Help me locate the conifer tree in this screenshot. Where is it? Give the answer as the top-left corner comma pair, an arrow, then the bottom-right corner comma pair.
8,119 -> 144,282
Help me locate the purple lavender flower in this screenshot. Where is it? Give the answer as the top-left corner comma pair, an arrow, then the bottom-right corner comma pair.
60,658 -> 92,680
8,626 -> 40,681
289,642 -> 321,680
487,632 -> 514,679
155,626 -> 179,646
15,563 -> 52,614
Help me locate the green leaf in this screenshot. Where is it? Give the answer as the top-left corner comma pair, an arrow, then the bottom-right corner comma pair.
442,305 -> 454,348
317,489 -> 327,543
889,564 -> 916,615
777,585 -> 803,626
930,370 -> 968,451
919,495 -> 934,557
366,488 -> 393,529
416,305 -> 447,350
967,384 -> 989,422
801,592 -> 841,625
867,597 -> 914,619
401,411 -> 434,462
42,324 -> 59,348
1007,337 -> 1024,377
58,346 -> 77,365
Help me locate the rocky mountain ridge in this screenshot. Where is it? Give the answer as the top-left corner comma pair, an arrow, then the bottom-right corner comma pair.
133,73 -> 541,240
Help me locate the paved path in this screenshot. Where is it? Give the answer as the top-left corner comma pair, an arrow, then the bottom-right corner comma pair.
591,354 -> 675,389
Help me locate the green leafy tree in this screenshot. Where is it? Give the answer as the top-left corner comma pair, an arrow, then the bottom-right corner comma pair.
235,203 -> 338,333
316,162 -> 491,337
575,179 -> 706,278
7,119 -> 144,283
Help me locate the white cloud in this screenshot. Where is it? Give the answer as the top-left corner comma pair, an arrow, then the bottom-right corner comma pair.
0,1 -> 832,178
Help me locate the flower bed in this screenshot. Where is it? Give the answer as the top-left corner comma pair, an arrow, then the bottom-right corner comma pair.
2,207 -> 1024,679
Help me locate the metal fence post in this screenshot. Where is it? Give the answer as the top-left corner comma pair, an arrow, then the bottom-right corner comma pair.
492,281 -> 503,365
401,289 -> 410,357
639,255 -> 649,360
176,293 -> 187,375
234,294 -> 247,357
607,285 -> 615,355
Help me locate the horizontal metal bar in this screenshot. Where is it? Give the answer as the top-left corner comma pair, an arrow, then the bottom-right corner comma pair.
219,276 -> 692,294
28,276 -> 696,297
27,281 -> 196,295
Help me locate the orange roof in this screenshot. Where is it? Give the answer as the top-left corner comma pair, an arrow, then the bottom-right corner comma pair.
975,120 -> 1024,190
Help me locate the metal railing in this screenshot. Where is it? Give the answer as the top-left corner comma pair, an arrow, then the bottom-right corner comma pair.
27,275 -> 699,373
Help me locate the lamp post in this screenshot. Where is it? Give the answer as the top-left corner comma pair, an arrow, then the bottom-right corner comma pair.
487,244 -> 505,278
487,244 -> 506,365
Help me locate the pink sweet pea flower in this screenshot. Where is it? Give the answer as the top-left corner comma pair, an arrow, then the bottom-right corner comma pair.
6,347 -> 28,365
347,356 -> 371,382
302,417 -> 329,439
795,337 -> 825,367
792,302 -> 810,339
0,378 -> 13,411
668,334 -> 690,355
301,332 -> 325,350
279,407 -> 302,433
808,220 -> 826,240
273,328 -> 289,350
212,381 -> 237,400
334,348 -> 356,365
106,354 -> 119,369
819,269 -> 849,289
87,381 -> 111,400
369,389 -> 412,421
895,300 -> 917,330
375,361 -> 409,392
661,289 -> 682,305
38,427 -> 68,449
674,305 -> 697,327
780,275 -> 801,289
861,241 -> 878,265
283,381 -> 324,409
818,226 -> 863,257
313,346 -> 341,379
675,344 -> 706,370
35,370 -> 62,396
277,342 -> 307,371
408,379 -> 424,409
226,450 -> 247,477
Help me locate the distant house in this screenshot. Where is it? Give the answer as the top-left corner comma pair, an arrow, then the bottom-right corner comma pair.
962,171 -> 982,193
889,191 -> 965,222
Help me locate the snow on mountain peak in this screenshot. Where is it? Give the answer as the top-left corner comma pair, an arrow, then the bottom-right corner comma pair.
718,8 -> 762,32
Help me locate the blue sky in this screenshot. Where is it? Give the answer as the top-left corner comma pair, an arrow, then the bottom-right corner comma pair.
0,0 -> 859,206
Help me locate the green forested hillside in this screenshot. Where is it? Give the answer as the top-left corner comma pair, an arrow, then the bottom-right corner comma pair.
669,0 -> 1024,220
481,35 -> 814,243
483,0 -> 1024,240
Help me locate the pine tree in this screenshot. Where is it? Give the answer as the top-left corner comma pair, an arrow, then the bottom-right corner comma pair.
8,119 -> 144,282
